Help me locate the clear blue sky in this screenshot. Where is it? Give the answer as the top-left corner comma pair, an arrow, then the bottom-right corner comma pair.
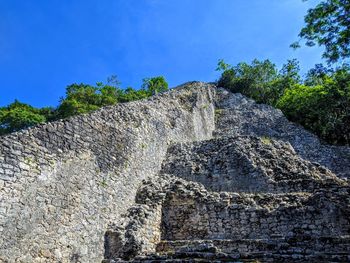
0,0 -> 322,108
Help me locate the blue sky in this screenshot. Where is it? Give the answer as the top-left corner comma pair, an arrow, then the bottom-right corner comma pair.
0,0 -> 322,107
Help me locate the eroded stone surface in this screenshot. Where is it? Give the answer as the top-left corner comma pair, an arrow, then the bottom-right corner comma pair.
160,136 -> 345,193
0,82 -> 215,263
104,174 -> 350,262
1,82 -> 350,263
214,88 -> 350,179
103,86 -> 350,262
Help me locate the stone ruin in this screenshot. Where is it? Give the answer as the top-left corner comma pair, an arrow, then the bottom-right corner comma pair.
0,82 -> 349,262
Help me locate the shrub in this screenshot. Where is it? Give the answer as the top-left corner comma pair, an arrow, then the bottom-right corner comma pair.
217,59 -> 349,145
0,100 -> 51,134
277,69 -> 350,145
217,59 -> 300,106
142,76 -> 169,95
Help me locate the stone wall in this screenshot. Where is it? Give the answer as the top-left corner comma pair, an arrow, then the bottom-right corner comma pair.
0,82 -> 215,263
2,82 -> 350,263
161,189 -> 350,241
104,174 -> 350,261
104,203 -> 163,260
101,85 -> 350,262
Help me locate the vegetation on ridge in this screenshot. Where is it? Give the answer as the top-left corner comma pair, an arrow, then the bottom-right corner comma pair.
0,76 -> 168,135
217,0 -> 350,146
1,0 -> 349,146
217,60 -> 350,146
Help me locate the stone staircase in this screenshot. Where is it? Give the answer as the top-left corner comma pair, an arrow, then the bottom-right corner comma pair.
103,88 -> 350,262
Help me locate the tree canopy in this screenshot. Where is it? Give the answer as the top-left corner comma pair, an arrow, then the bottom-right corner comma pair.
217,59 -> 350,145
142,76 -> 169,95
217,59 -> 301,106
292,0 -> 350,64
0,100 -> 54,135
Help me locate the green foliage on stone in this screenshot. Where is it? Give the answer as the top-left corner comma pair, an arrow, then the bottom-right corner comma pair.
261,136 -> 272,145
217,59 -> 301,106
277,66 -> 350,145
0,76 -> 169,135
57,76 -> 168,119
217,59 -> 350,145
142,76 -> 169,95
0,100 -> 54,135
56,82 -> 119,119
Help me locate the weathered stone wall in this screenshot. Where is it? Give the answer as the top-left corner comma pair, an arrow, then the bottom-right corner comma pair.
161,189 -> 350,241
104,203 -> 163,260
0,82 -> 215,263
101,86 -> 350,262
105,174 -> 350,261
2,82 -> 350,263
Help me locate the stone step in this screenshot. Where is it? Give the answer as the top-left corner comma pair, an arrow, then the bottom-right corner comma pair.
152,237 -> 350,262
105,248 -> 350,262
104,256 -> 262,262
157,237 -> 350,253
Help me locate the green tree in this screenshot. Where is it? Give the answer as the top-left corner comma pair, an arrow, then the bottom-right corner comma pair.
56,79 -> 123,119
292,0 -> 350,63
279,59 -> 301,84
304,63 -> 333,86
217,58 -> 350,145
264,59 -> 303,106
117,87 -> 150,103
142,76 -> 169,95
0,100 -> 50,135
56,84 -> 102,119
277,67 -> 350,145
217,59 -> 282,105
56,76 -> 169,119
